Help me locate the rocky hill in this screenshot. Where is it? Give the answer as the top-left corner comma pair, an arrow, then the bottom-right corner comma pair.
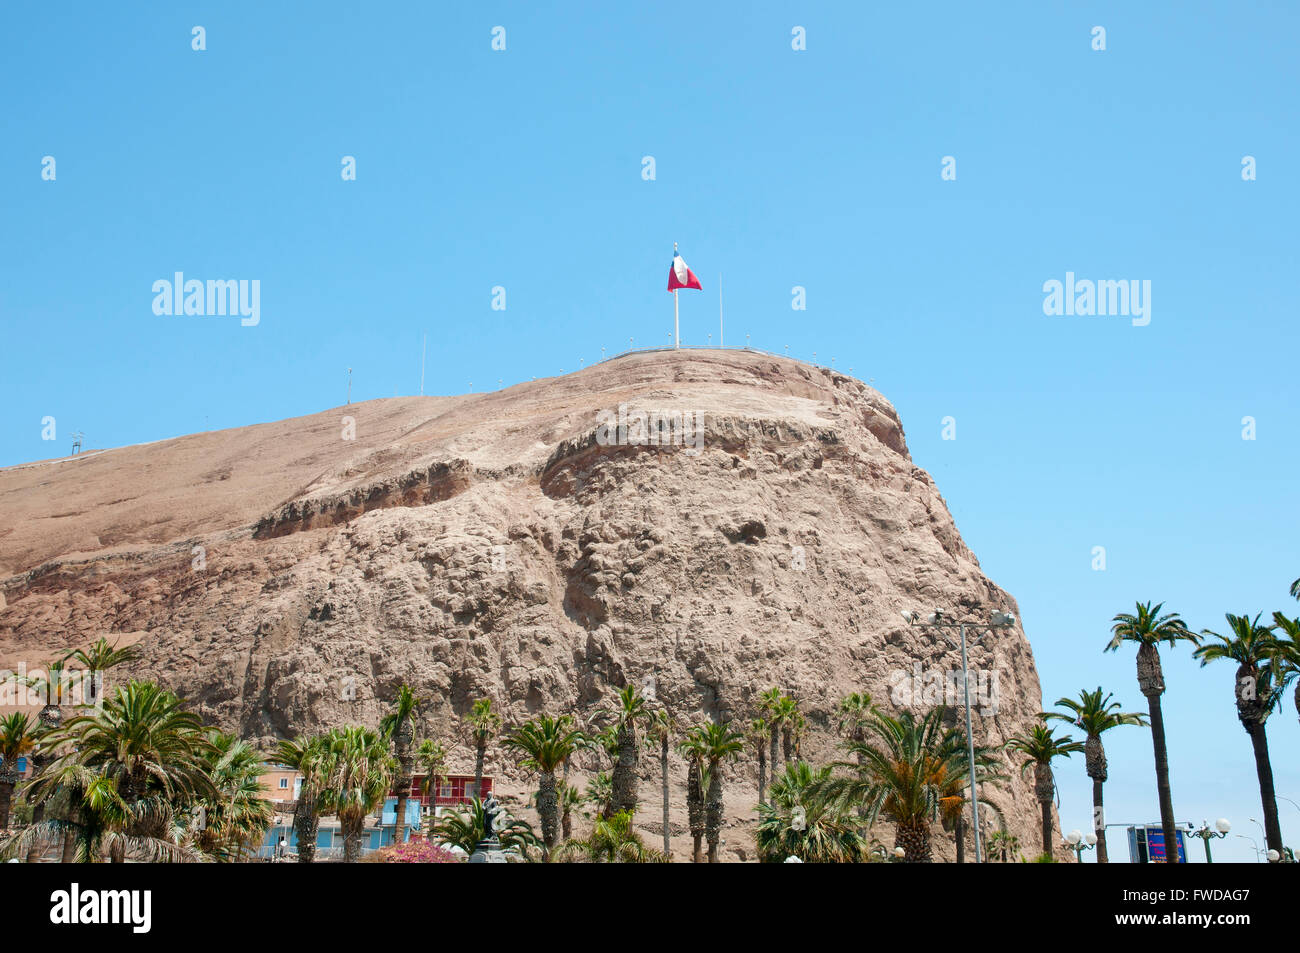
0,349 -> 1057,861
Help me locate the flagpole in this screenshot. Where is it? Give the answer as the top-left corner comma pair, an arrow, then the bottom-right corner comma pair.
674,290 -> 679,348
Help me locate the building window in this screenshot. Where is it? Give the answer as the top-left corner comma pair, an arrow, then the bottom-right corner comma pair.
279,778 -> 288,789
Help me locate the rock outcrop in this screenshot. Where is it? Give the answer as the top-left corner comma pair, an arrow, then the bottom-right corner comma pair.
0,350 -> 1057,860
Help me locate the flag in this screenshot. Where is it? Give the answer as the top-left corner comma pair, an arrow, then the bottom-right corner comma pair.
667,249 -> 703,291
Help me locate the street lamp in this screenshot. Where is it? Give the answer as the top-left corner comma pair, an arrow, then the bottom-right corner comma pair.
1235,833 -> 1262,862
901,607 -> 1017,863
1189,819 -> 1231,863
1064,829 -> 1097,863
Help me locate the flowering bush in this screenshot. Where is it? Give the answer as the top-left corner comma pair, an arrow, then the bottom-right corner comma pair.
369,838 -> 461,863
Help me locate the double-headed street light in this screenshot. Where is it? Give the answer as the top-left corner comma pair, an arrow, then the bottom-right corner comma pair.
1189,819 -> 1231,863
1064,829 -> 1098,862
901,607 -> 1017,864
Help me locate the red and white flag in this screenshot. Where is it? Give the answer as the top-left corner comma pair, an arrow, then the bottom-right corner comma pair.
667,247 -> 703,291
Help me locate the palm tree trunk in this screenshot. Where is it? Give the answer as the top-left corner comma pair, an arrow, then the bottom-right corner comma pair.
393,778 -> 410,845
1035,763 -> 1055,856
686,758 -> 704,863
294,799 -> 318,863
660,737 -> 670,858
343,821 -> 361,863
896,819 -> 931,862
1144,692 -> 1180,863
757,744 -> 767,805
705,759 -> 723,863
0,777 -> 14,829
25,801 -> 46,863
537,770 -> 559,849
1246,722 -> 1284,854
1092,778 -> 1109,863
1039,799 -> 1053,857
61,828 -> 77,863
769,726 -> 779,777
954,815 -> 965,864
609,721 -> 638,818
474,740 -> 486,798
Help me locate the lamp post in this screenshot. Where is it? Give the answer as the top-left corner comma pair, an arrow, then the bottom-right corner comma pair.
1235,833 -> 1262,862
901,607 -> 1017,864
1064,829 -> 1097,863
1189,819 -> 1231,863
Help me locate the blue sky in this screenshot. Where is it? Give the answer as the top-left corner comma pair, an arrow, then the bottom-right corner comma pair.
3,2 -> 1297,861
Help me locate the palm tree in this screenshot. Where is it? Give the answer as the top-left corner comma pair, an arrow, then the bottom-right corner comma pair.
776,695 -> 800,765
644,708 -> 675,856
464,697 -> 500,799
1006,721 -> 1084,857
0,713 -> 37,829
676,729 -> 707,863
756,761 -> 867,862
380,684 -> 421,843
416,737 -> 448,810
1106,600 -> 1200,862
1291,577 -> 1299,600
583,771 -> 613,818
319,725 -> 394,862
4,761 -> 197,863
63,636 -> 139,707
607,684 -> 647,818
192,731 -> 272,860
557,781 -> 582,841
1045,688 -> 1147,863
1272,611 -> 1300,729
1194,613 -> 1284,855
745,716 -> 769,806
815,707 -> 999,862
552,810 -> 667,863
502,714 -> 584,851
693,721 -> 745,863
275,734 -> 328,862
837,691 -> 876,756
46,681 -> 216,860
428,795 -> 541,859
759,687 -> 785,775
986,829 -> 1021,863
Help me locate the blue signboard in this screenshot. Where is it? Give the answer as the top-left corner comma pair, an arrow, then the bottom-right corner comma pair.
1127,825 -> 1187,863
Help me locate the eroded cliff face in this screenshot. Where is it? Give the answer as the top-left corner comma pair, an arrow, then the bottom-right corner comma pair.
0,350 -> 1056,860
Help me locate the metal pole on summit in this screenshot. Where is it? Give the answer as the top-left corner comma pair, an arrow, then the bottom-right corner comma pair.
673,241 -> 680,349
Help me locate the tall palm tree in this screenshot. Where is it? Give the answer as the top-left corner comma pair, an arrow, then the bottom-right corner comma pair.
0,713 -> 37,829
776,695 -> 800,766
1106,600 -> 1199,862
63,636 -> 139,707
836,691 -> 876,756
275,734 -> 328,862
815,707 -> 999,862
693,721 -> 745,863
1194,613 -> 1284,856
1272,611 -> 1300,729
380,684 -> 421,843
676,729 -> 707,863
464,698 -> 500,799
502,714 -> 584,851
1006,721 -> 1084,857
759,687 -> 785,775
745,716 -> 769,805
319,725 -> 394,862
644,708 -> 675,856
416,737 -> 448,809
756,761 -> 867,863
607,684 -> 647,818
1045,688 -> 1147,863
45,681 -> 216,860
192,731 -> 272,860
